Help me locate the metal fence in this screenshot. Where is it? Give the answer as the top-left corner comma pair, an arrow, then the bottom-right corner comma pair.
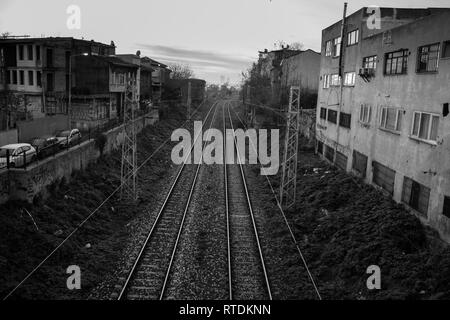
0,116 -> 132,171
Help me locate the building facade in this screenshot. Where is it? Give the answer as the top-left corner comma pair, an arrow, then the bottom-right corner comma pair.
71,55 -> 138,129
0,37 -> 115,138
140,57 -> 171,104
316,7 -> 450,241
280,49 -> 321,109
257,47 -> 302,105
164,78 -> 206,106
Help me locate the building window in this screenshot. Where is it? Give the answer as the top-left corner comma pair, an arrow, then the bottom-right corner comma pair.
335,151 -> 348,170
18,45 -> 24,60
12,70 -> 17,84
46,48 -> 54,68
19,70 -> 24,85
324,145 -> 335,162
443,196 -> 450,218
46,73 -> 54,92
339,112 -> 351,129
402,177 -> 430,217
385,49 -> 409,75
344,72 -> 356,86
443,41 -> 450,58
37,71 -> 42,87
36,45 -> 41,61
347,29 -> 359,46
323,74 -> 330,88
359,104 -> 372,124
380,107 -> 402,132
325,41 -> 332,57
327,109 -> 337,124
411,111 -> 439,143
352,150 -> 367,178
417,43 -> 440,73
330,74 -> 341,86
27,45 -> 33,60
28,70 -> 34,86
372,161 -> 396,195
320,107 -> 327,120
363,55 -> 377,70
332,37 -> 341,57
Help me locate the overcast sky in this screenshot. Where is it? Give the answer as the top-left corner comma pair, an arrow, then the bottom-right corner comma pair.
1,0 -> 449,85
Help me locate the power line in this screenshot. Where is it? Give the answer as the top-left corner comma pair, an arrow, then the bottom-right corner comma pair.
3,99 -> 210,300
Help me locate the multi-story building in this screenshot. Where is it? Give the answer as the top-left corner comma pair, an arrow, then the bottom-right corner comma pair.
316,7 -> 450,241
139,57 -> 154,104
257,47 -> 302,105
0,37 -> 115,139
280,49 -> 321,108
141,57 -> 171,104
71,55 -> 139,129
164,78 -> 206,106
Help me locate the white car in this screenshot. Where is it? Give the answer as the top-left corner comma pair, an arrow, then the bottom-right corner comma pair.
56,129 -> 82,148
0,143 -> 37,168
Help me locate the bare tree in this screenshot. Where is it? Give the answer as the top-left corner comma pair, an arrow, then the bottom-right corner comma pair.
168,63 -> 195,79
289,42 -> 304,50
273,40 -> 304,50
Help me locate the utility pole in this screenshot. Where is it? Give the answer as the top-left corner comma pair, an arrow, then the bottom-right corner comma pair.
335,2 -> 348,161
120,75 -> 138,201
280,86 -> 301,209
187,81 -> 192,121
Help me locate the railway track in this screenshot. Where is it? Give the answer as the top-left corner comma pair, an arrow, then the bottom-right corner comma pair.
223,101 -> 272,300
117,101 -> 219,300
116,99 -> 272,300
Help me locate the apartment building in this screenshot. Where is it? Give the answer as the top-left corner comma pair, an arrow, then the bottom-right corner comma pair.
141,57 -> 171,104
0,37 -> 115,139
280,49 -> 321,108
164,78 -> 206,106
71,55 -> 139,129
257,47 -> 301,105
316,7 -> 450,241
139,57 -> 154,103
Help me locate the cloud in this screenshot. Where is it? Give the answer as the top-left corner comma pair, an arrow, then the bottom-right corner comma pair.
135,43 -> 254,83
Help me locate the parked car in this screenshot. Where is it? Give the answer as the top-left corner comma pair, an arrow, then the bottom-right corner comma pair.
0,143 -> 37,168
56,129 -> 82,148
31,136 -> 60,159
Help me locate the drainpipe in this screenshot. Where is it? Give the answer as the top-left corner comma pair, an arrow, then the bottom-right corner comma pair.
335,2 -> 347,161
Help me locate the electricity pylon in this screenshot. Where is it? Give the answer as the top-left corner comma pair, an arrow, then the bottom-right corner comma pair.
280,86 -> 300,209
120,79 -> 138,201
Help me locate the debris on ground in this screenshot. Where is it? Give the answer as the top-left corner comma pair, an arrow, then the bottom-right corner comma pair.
272,151 -> 450,299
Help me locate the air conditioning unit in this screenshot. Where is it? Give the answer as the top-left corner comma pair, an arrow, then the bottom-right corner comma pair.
359,68 -> 375,76
358,68 -> 375,82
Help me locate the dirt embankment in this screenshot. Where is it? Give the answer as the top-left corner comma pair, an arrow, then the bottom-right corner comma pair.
266,151 -> 450,300
0,104 -> 188,299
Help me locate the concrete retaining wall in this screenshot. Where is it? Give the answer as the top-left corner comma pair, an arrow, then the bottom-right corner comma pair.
2,109 -> 158,204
